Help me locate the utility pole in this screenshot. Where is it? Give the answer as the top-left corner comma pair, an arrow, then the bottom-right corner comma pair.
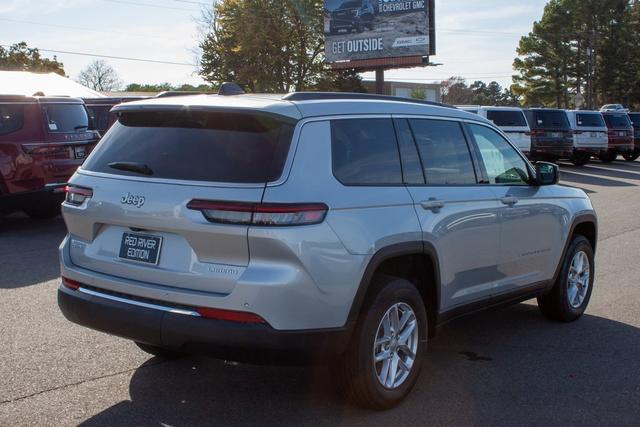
375,68 -> 385,95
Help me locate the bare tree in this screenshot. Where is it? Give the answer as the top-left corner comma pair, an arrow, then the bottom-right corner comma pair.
77,60 -> 122,91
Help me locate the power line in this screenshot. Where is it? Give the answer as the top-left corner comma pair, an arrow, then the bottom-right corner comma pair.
0,44 -> 197,67
102,0 -> 198,12
0,18 -> 179,42
168,0 -> 211,5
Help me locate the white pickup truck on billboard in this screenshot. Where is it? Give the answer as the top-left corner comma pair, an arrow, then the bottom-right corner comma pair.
324,0 -> 433,63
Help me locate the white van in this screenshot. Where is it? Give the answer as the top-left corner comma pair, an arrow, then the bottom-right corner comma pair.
565,110 -> 608,166
474,107 -> 532,155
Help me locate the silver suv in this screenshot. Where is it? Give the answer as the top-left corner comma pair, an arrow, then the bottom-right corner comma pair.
58,91 -> 597,409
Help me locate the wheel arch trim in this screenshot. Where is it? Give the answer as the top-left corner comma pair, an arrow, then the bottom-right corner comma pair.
345,241 -> 442,326
552,212 -> 598,285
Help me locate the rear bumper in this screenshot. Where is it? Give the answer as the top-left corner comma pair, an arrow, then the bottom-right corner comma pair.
573,147 -> 603,156
58,284 -> 351,364
605,142 -> 635,153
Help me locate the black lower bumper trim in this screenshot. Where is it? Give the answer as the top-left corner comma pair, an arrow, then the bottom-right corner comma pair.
57,286 -> 351,365
0,188 -> 64,214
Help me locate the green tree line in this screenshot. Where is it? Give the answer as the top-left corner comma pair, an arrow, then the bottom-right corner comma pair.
441,77 -> 521,106
513,0 -> 640,109
0,42 -> 65,75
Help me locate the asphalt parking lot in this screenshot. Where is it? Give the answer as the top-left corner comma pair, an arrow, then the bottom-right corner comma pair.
1,161 -> 640,426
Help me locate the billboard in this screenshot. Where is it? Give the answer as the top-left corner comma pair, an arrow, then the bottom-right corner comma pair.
324,0 -> 435,65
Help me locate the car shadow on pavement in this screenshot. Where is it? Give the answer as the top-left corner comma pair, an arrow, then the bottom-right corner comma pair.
0,214 -> 65,289
559,170 -> 637,188
565,164 -> 640,181
80,304 -> 640,426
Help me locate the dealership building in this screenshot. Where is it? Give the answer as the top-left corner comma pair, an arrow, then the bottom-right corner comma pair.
362,80 -> 441,102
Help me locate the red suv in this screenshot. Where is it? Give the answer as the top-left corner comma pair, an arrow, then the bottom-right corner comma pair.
599,112 -> 634,163
0,95 -> 99,218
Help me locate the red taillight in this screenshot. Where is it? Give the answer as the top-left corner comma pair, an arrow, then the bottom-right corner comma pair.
196,307 -> 266,324
64,185 -> 93,206
187,200 -> 328,226
62,277 -> 81,290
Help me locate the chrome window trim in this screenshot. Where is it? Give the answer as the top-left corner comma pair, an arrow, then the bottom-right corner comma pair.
78,286 -> 201,317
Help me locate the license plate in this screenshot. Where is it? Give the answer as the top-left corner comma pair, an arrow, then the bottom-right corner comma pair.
551,132 -> 561,138
119,233 -> 163,265
619,131 -> 626,137
73,146 -> 86,160
590,132 -> 598,137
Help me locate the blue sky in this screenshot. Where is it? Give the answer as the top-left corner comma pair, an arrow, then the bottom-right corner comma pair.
0,0 -> 550,89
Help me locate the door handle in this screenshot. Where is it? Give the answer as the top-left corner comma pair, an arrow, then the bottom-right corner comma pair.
501,196 -> 519,206
420,199 -> 445,213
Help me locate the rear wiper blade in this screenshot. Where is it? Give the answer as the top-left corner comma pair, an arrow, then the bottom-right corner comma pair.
108,162 -> 154,176
74,125 -> 89,130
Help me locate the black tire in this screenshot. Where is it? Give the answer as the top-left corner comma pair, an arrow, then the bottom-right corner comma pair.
135,342 -> 184,358
598,152 -> 617,163
537,235 -> 594,322
622,150 -> 640,162
335,275 -> 428,409
23,200 -> 61,220
570,153 -> 590,166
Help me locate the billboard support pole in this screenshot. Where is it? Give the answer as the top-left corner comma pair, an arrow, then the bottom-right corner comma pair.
375,68 -> 385,95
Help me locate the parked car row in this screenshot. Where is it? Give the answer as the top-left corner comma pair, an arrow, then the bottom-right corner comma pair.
457,105 -> 639,166
0,95 -> 100,218
0,94 -> 151,219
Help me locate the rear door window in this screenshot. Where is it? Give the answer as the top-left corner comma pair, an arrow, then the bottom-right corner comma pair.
41,103 -> 90,132
603,114 -> 632,128
408,119 -> 477,185
0,104 -> 24,136
576,113 -> 605,128
83,111 -> 295,184
331,118 -> 402,185
486,110 -> 527,127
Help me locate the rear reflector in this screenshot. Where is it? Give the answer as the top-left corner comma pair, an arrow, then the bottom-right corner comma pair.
196,307 -> 266,324
187,200 -> 328,226
62,277 -> 81,290
64,185 -> 93,206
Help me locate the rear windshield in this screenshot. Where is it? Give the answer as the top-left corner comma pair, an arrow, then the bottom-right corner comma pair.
486,110 -> 527,127
83,111 -> 295,184
628,113 -> 640,129
603,114 -> 632,129
86,105 -> 112,133
41,103 -> 90,133
525,110 -> 570,130
576,113 -> 605,128
0,104 -> 24,136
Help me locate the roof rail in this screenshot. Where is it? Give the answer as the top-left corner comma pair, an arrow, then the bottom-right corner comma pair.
282,92 -> 455,109
155,91 -> 211,98
0,95 -> 30,102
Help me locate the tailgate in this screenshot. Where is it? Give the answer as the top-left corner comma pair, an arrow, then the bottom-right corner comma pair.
64,174 -> 263,295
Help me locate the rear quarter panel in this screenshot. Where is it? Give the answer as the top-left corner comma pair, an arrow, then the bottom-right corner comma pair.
261,119 -> 423,328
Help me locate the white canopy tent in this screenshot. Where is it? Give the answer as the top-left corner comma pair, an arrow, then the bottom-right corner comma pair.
0,71 -> 104,98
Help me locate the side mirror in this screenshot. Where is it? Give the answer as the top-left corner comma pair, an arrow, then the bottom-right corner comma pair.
535,162 -> 560,186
